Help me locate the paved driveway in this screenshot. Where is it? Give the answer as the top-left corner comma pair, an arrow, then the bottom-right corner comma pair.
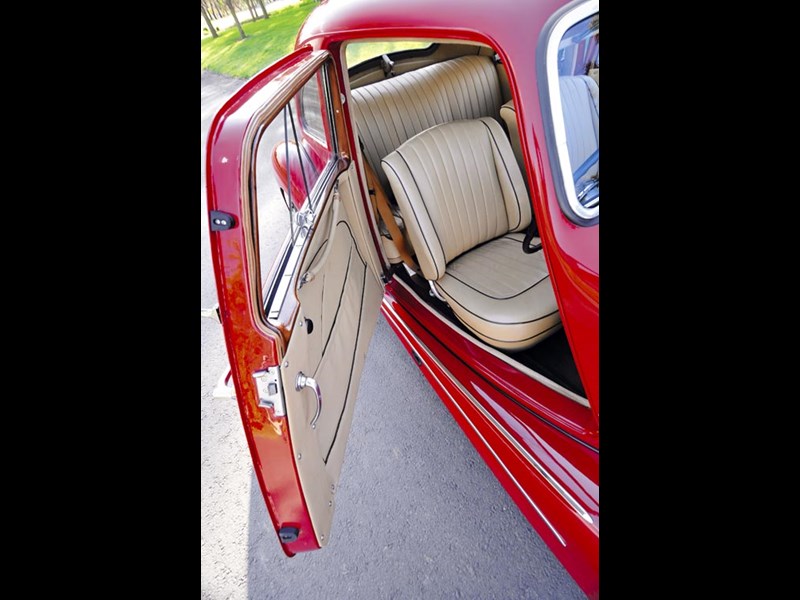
200,70 -> 586,600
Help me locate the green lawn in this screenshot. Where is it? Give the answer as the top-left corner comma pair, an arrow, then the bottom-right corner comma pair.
201,1 -> 318,79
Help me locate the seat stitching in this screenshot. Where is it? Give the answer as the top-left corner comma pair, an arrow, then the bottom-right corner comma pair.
395,148 -> 448,277
459,318 -> 562,345
382,157 -> 441,280
479,118 -> 523,231
463,122 -> 498,241
438,284 -> 560,325
444,271 -> 551,301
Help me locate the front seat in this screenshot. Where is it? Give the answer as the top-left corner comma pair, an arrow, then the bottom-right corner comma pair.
381,117 -> 561,351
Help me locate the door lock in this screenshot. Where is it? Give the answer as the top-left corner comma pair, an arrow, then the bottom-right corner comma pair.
253,366 -> 285,417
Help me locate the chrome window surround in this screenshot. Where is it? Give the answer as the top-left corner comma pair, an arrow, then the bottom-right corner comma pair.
542,0 -> 599,223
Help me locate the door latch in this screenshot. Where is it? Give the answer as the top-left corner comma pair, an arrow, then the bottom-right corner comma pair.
253,366 -> 285,417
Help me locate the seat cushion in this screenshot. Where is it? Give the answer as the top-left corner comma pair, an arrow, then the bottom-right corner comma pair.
433,233 -> 562,351
351,55 -> 502,191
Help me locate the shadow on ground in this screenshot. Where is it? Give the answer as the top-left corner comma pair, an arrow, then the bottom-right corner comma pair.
244,316 -> 585,600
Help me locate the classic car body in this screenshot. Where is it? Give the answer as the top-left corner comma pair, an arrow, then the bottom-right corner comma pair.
205,0 -> 599,596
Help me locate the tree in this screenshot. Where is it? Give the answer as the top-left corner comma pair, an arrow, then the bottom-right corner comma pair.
257,0 -> 269,19
205,0 -> 222,19
245,0 -> 258,21
201,2 -> 218,38
225,0 -> 247,40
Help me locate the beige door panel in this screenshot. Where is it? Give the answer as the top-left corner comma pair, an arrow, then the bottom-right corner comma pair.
279,165 -> 383,546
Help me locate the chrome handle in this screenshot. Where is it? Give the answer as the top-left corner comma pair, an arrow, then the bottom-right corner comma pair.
295,372 -> 322,429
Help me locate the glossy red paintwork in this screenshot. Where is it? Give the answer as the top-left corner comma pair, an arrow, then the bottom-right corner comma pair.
207,48 -> 327,555
271,141 -> 319,210
207,0 -> 599,596
381,288 -> 598,599
297,0 -> 599,419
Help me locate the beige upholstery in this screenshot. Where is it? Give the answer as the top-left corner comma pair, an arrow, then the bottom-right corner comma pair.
282,165 -> 383,546
499,99 -> 526,183
382,118 -> 560,351
436,233 -> 561,350
559,75 -> 599,178
382,118 -> 530,279
351,55 -> 502,191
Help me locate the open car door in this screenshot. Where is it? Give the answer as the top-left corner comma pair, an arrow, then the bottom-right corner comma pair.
206,49 -> 384,554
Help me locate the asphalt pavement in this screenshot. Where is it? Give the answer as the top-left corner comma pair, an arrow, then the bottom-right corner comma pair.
200,70 -> 586,600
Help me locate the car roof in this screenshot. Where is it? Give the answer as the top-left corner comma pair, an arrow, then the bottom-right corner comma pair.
297,0 -> 570,49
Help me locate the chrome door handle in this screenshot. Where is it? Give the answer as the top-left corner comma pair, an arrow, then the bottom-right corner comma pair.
295,372 -> 322,429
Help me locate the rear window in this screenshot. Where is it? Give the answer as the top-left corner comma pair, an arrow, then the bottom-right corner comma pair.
345,41 -> 433,68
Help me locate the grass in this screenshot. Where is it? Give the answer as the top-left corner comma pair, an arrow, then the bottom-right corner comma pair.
201,0 -> 318,79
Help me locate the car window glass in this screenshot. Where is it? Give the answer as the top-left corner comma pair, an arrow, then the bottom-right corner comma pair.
345,41 -> 432,68
546,7 -> 599,223
252,64 -> 335,321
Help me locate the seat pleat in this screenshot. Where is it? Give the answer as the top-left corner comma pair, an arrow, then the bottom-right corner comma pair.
351,55 -> 502,190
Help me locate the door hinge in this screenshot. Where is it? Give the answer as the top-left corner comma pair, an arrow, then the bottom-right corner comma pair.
210,210 -> 236,231
253,366 -> 285,417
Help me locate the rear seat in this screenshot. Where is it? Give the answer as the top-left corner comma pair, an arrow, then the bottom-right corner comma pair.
558,75 -> 599,179
500,74 -> 599,184
350,55 -> 503,193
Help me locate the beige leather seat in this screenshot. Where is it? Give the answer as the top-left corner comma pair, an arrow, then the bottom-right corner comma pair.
382,117 -> 561,351
559,75 -> 599,178
351,55 -> 502,192
499,99 -> 525,181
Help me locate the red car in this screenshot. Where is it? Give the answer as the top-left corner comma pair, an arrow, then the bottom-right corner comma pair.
206,0 -> 599,596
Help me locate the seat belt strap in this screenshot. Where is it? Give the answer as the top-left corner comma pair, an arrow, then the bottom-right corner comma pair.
363,158 -> 419,272
521,219 -> 542,254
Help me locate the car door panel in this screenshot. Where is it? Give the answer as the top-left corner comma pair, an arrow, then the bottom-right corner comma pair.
281,181 -> 383,543
207,49 -> 383,553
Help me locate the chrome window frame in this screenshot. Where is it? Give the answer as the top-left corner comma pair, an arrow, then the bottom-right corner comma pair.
540,0 -> 599,225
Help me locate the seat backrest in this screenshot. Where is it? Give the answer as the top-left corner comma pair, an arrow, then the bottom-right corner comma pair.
559,75 -> 599,178
351,55 -> 502,191
381,118 -> 530,281
499,99 -> 526,183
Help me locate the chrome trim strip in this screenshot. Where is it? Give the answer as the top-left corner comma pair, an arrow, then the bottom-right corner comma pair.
383,299 -> 597,536
393,276 -> 590,408
545,0 -> 599,221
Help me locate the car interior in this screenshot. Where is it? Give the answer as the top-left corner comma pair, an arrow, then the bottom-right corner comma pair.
342,39 -> 599,403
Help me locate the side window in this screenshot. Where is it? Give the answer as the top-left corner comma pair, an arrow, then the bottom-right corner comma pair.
543,2 -> 599,224
300,73 -> 327,143
251,61 -> 337,322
